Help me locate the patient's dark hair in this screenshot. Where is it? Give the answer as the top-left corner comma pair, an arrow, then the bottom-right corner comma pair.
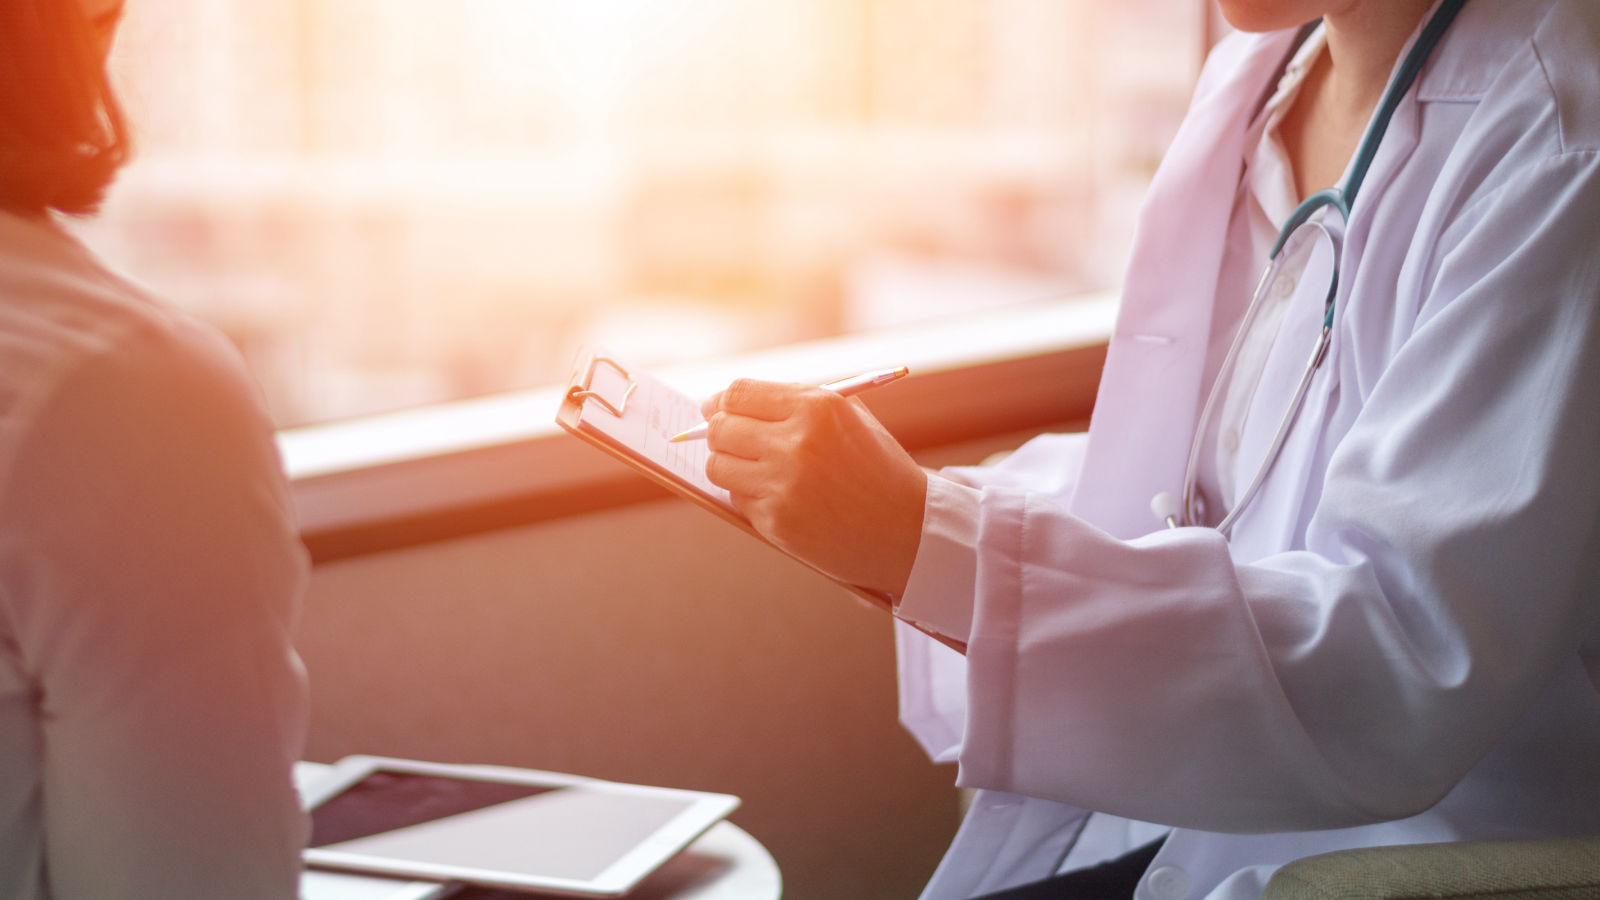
0,1 -> 130,216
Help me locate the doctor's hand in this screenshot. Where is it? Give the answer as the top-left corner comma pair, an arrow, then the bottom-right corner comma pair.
701,379 -> 927,598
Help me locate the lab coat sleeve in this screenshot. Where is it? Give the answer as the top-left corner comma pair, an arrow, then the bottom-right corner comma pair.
3,317 -> 309,898
941,432 -> 1092,499
896,432 -> 1088,762
943,151 -> 1600,832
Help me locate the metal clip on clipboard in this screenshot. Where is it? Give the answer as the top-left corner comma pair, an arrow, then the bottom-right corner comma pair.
564,354 -> 639,419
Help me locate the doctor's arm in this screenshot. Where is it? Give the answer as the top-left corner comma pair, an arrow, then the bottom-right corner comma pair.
699,374 -> 1093,597
909,152 -> 1600,832
701,378 -> 930,597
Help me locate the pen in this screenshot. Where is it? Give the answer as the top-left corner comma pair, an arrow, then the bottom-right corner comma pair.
668,365 -> 911,443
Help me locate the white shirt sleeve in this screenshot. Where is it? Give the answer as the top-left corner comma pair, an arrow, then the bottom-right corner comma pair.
894,433 -> 1089,760
897,476 -> 983,644
2,315 -> 309,899
899,432 -> 1092,644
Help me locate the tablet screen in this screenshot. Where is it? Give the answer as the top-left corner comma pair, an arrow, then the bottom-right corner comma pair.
309,769 -> 701,883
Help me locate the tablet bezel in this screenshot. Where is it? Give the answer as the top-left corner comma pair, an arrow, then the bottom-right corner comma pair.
301,755 -> 741,897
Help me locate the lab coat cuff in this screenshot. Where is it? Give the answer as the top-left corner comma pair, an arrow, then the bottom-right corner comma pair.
898,474 -> 982,643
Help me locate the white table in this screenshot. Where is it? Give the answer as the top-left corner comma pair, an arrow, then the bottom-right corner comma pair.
295,763 -> 780,900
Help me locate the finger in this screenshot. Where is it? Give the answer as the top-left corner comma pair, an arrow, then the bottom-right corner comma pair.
716,378 -> 805,422
704,407 -> 784,462
707,458 -> 791,540
699,391 -> 724,420
704,449 -> 772,499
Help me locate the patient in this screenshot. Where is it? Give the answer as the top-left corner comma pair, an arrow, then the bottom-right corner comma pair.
0,1 -> 309,896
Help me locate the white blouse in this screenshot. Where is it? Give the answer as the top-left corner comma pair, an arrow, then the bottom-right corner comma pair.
0,210 -> 309,899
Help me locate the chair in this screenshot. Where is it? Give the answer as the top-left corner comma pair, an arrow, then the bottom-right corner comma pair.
1260,834 -> 1600,900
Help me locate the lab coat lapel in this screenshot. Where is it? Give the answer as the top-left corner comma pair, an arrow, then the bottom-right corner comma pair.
1069,30 -> 1302,539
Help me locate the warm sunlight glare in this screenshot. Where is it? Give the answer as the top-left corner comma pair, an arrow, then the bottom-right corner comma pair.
81,0 -> 1201,426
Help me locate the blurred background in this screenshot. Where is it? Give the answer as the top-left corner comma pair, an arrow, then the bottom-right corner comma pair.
75,0 -> 1204,427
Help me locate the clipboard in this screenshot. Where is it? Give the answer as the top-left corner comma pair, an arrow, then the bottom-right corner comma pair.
556,348 -> 966,654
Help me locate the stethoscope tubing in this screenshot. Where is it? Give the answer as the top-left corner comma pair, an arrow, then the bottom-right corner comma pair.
1170,0 -> 1466,533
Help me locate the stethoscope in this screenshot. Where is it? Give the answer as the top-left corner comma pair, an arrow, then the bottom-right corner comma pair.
1152,0 -> 1466,534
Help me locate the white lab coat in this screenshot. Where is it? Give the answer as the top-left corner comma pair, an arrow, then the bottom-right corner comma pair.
895,2 -> 1600,898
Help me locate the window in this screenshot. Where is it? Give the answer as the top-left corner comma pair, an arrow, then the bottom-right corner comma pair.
76,0 -> 1203,427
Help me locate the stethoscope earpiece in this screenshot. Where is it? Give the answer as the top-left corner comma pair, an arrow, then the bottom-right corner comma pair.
1151,492 -> 1181,530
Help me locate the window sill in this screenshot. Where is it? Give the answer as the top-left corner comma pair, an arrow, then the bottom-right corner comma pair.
280,292 -> 1116,563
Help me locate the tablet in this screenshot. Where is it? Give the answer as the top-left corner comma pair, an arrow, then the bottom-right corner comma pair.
301,755 -> 741,897
300,869 -> 450,900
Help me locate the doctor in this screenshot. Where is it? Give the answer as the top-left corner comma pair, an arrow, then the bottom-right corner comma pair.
700,0 -> 1600,898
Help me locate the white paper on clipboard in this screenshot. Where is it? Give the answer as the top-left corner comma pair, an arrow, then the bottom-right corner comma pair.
564,352 -> 734,513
